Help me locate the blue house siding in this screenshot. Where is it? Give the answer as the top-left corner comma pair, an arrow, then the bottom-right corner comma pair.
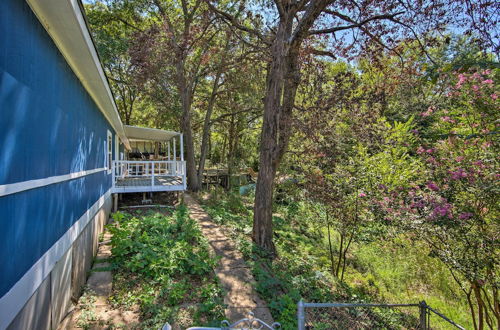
0,0 -> 115,298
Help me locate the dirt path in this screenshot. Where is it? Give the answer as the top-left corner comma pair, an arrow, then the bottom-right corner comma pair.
183,193 -> 274,326
60,232 -> 140,329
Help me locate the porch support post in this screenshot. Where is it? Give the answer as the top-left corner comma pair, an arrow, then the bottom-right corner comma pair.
173,138 -> 177,175
173,138 -> 176,161
168,140 -> 171,161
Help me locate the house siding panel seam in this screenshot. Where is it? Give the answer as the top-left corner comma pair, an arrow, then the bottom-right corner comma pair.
0,0 -> 115,311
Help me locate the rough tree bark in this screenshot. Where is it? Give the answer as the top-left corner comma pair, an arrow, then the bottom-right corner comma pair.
253,2 -> 328,255
175,60 -> 200,191
198,70 -> 223,185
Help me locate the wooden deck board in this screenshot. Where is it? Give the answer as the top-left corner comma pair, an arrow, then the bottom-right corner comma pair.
115,176 -> 182,187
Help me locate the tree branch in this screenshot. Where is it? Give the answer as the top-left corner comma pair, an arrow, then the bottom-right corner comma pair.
387,17 -> 438,65
204,0 -> 269,44
308,11 -> 404,35
309,48 -> 337,59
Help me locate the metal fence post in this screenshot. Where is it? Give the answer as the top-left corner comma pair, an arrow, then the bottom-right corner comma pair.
298,300 -> 306,330
419,300 -> 428,330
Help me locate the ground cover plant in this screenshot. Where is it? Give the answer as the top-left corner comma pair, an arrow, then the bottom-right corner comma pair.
201,189 -> 475,329
107,206 -> 225,329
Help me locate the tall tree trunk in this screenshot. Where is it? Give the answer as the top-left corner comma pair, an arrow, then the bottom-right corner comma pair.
473,281 -> 485,330
227,114 -> 236,190
340,234 -> 353,282
176,60 -> 200,191
327,219 -> 336,276
466,288 -> 479,330
253,14 -> 300,255
251,1 -> 330,254
336,233 -> 344,278
198,71 -> 222,184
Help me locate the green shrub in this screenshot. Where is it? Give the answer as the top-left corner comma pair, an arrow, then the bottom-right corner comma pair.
108,207 -> 224,328
200,192 -> 472,328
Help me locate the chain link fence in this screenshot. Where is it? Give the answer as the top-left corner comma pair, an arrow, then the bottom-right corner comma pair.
298,301 -> 465,330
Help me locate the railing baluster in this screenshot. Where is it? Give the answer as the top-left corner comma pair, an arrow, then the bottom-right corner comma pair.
112,160 -> 115,188
151,162 -> 155,187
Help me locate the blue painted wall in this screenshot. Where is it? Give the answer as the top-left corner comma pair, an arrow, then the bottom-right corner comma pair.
0,0 -> 117,296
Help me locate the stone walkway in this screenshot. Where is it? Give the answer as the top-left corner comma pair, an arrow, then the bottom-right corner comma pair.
183,194 -> 274,326
60,232 -> 140,329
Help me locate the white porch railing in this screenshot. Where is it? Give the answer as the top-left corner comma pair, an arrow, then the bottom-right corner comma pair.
112,160 -> 187,192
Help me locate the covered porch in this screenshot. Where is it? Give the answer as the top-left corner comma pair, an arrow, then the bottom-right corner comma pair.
112,125 -> 186,193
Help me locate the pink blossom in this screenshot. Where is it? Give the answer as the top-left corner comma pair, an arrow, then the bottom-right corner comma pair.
378,184 -> 387,191
358,192 -> 366,197
417,146 -> 426,154
473,160 -> 484,168
441,116 -> 456,123
455,74 -> 467,88
426,148 -> 434,154
421,106 -> 435,117
482,79 -> 494,85
459,212 -> 473,220
482,141 -> 492,149
427,182 -> 440,191
450,168 -> 468,180
482,69 -> 491,75
410,200 -> 425,209
426,157 -> 438,165
472,85 -> 479,91
432,203 -> 453,218
491,93 -> 498,100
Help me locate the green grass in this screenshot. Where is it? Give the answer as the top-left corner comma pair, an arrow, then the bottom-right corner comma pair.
107,205 -> 225,329
200,189 -> 473,329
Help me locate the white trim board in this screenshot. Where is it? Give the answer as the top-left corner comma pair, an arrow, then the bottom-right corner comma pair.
112,184 -> 185,194
0,189 -> 112,330
0,168 -> 106,197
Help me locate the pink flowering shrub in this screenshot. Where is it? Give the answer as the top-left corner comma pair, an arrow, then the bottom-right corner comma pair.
376,69 -> 499,328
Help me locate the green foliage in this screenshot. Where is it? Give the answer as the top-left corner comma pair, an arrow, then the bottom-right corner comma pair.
108,207 -> 224,328
202,190 -> 477,328
76,288 -> 99,329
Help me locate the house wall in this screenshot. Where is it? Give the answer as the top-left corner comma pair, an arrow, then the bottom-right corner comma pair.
0,0 -> 117,328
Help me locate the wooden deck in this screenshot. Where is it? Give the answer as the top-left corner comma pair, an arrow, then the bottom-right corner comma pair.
112,160 -> 186,193
113,175 -> 184,193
